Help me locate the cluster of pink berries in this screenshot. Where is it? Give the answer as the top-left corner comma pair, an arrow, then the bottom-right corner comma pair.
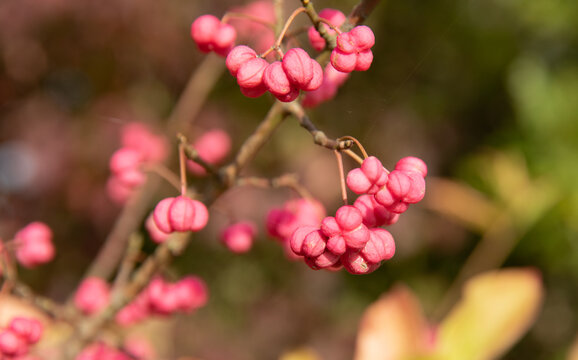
73,277 -> 111,316
266,198 -> 326,258
220,221 -> 257,253
284,156 -> 426,274
330,25 -> 375,73
107,122 -> 168,204
151,195 -> 209,237
0,317 -> 42,359
347,156 -> 427,214
116,275 -> 208,326
76,338 -> 154,360
191,15 -> 237,57
186,129 -> 232,176
13,222 -> 55,268
226,46 -> 323,102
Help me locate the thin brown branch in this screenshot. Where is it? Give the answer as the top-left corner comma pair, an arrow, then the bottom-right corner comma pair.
347,0 -> 381,28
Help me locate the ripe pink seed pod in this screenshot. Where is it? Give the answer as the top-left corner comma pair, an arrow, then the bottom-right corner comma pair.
346,168 -> 372,194
307,8 -> 346,51
116,168 -> 146,187
302,59 -> 324,91
221,221 -> 257,253
263,61 -> 292,96
336,32 -> 356,54
387,200 -> 409,214
0,330 -> 27,357
342,250 -> 381,275
354,195 -> 399,227
404,171 -> 426,203
120,122 -> 168,163
282,48 -> 314,89
395,156 -> 428,177
226,45 -> 258,76
189,199 -> 209,231
152,197 -> 176,234
168,196 -> 196,232
274,87 -> 300,102
361,228 -> 396,263
240,84 -> 268,98
8,318 -> 43,344
349,25 -> 375,50
361,156 -> 388,183
374,186 -> 395,207
237,57 -> 269,89
191,15 -> 221,51
306,250 -> 340,269
301,229 -> 327,258
213,23 -> 237,56
145,214 -> 170,244
289,226 -> 317,256
320,216 -> 340,238
343,224 -> 370,250
330,49 -> 357,73
174,275 -> 208,311
326,234 -> 347,255
74,277 -> 111,316
335,205 -> 363,231
14,222 -> 55,268
109,148 -> 142,174
355,49 -> 374,71
188,129 -> 232,175
386,170 -> 413,200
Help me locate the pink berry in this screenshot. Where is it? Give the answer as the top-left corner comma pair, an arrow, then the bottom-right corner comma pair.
152,197 -> 175,234
74,277 -> 110,315
301,229 -> 327,258
168,196 -> 197,232
395,156 -> 428,177
305,250 -> 340,269
213,23 -> 237,56
330,49 -> 357,73
386,170 -> 413,200
320,216 -> 341,238
361,228 -> 395,263
237,57 -> 269,89
174,275 -> 208,311
282,48 -> 314,89
0,330 -> 27,356
353,194 -> 399,227
239,83 -> 268,98
191,15 -> 221,52
263,61 -> 293,97
336,33 -> 357,54
307,8 -> 346,51
342,250 -> 381,275
335,205 -> 363,231
226,45 -> 258,76
289,226 -> 317,256
302,59 -> 324,92
404,171 -> 426,203
274,87 -> 300,102
189,199 -> 209,231
346,168 -> 373,194
14,222 -> 55,268
145,214 -> 170,244
187,129 -> 232,176
355,49 -> 374,71
326,234 -> 346,255
349,25 -> 375,50
109,148 -> 142,174
8,317 -> 43,344
120,122 -> 168,163
342,225 -> 370,250
221,221 -> 257,253
106,176 -> 134,204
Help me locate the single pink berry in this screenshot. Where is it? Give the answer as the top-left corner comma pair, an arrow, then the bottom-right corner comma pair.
349,25 -> 375,50
221,221 -> 257,253
353,195 -> 399,227
174,275 -> 208,311
301,229 -> 327,258
302,59 -> 324,92
404,171 -> 426,203
8,317 -> 43,344
336,32 -> 357,54
0,330 -> 27,356
145,214 -> 170,244
152,197 -> 175,234
282,48 -> 314,89
213,23 -> 237,56
239,84 -> 268,98
360,228 -> 395,263
342,224 -> 370,250
346,168 -> 373,194
320,216 -> 341,238
289,226 -> 317,256
226,45 -> 258,76
326,234 -> 347,255
342,250 -> 381,275
274,87 -> 300,102
109,148 -> 142,175
355,49 -> 374,71
120,122 -> 168,163
237,57 -> 269,89
106,176 -> 134,204
386,170 -> 413,200
395,156 -> 428,177
305,250 -> 340,270
189,199 -> 209,231
263,61 -> 293,97
335,206 -> 363,231
187,129 -> 232,175
74,277 -> 111,316
330,49 -> 357,73
168,196 -> 197,232
191,15 -> 221,52
14,222 -> 55,268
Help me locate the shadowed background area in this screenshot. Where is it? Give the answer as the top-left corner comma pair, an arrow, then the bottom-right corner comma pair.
1,0 -> 577,359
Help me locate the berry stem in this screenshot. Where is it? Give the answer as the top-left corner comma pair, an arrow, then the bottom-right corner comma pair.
178,140 -> 187,196
274,7 -> 307,49
339,136 -> 368,159
334,150 -> 348,205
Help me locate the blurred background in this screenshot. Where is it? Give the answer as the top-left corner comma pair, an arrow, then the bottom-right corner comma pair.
0,0 -> 577,359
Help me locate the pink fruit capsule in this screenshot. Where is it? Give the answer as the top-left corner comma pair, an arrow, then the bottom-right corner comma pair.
168,196 -> 196,232
330,49 -> 357,73
152,197 -> 176,234
74,277 -> 111,315
349,25 -> 375,50
226,45 -> 258,76
355,49 -> 374,71
263,61 -> 293,96
282,48 -> 314,89
191,15 -> 221,50
361,228 -> 395,263
221,221 -> 257,253
335,205 -> 363,231
302,59 -> 324,92
301,229 -> 327,258
395,156 -> 428,177
237,57 -> 269,89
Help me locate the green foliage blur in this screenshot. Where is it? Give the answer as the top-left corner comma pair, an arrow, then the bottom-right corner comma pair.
0,0 -> 577,359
